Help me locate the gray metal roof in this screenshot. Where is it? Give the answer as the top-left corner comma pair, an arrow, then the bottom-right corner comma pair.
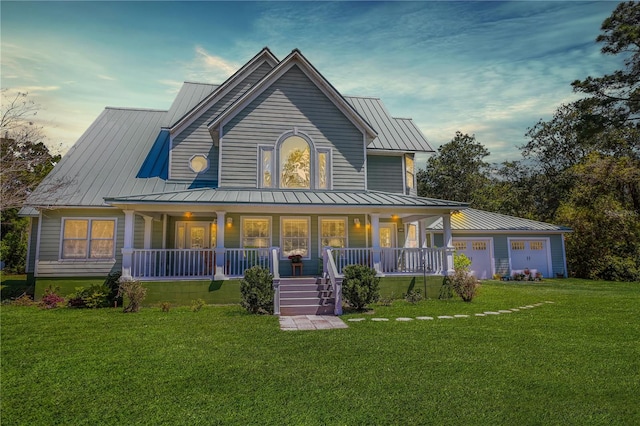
426,208 -> 571,232
105,188 -> 466,209
165,82 -> 219,127
345,96 -> 433,152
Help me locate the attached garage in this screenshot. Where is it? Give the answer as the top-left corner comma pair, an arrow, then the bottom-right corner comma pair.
508,238 -> 552,277
452,238 -> 493,279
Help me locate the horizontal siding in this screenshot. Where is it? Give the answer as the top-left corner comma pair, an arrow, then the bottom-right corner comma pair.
37,208 -> 125,277
367,155 -> 403,193
170,62 -> 273,182
152,219 -> 164,249
221,65 -> 365,189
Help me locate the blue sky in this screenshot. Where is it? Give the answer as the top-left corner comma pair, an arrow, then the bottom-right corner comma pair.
1,1 -> 622,165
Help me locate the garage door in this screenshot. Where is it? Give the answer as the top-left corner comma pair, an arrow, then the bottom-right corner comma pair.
453,238 -> 493,279
509,239 -> 550,277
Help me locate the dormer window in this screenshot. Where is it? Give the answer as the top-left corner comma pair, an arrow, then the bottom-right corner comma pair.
189,154 -> 209,173
258,130 -> 331,190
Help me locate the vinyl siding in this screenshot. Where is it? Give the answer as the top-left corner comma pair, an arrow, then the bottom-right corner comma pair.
221,65 -> 365,189
36,209 -> 124,277
170,62 -> 274,182
367,155 -> 403,194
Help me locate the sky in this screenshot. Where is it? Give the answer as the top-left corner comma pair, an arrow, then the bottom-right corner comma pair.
1,1 -> 624,166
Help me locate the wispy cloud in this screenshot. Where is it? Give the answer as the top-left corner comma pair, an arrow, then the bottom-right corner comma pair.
97,74 -> 116,81
184,46 -> 239,83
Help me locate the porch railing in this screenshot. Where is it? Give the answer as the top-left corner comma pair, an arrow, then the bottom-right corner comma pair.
131,249 -> 215,279
328,247 -> 449,275
324,247 -> 343,315
224,248 -> 272,277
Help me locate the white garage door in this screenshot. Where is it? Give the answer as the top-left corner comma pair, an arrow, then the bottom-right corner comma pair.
509,239 -> 551,277
453,238 -> 493,279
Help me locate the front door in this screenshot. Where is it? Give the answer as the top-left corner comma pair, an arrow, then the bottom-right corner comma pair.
176,221 -> 216,249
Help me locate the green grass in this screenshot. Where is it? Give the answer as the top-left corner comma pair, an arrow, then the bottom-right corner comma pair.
2,279 -> 639,425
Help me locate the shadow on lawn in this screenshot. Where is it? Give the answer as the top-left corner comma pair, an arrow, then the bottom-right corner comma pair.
0,276 -> 33,300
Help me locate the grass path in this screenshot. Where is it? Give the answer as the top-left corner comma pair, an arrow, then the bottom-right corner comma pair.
2,279 -> 639,425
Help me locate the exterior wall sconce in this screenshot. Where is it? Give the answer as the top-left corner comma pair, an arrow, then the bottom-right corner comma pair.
353,218 -> 361,227
226,217 -> 233,227
185,212 -> 192,218
212,219 -> 217,224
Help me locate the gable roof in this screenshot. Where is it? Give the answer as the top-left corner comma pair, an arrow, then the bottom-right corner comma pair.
425,208 -> 571,233
165,82 -> 219,127
207,49 -> 378,143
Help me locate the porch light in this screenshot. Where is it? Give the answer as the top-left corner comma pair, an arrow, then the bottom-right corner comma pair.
185,212 -> 192,218
353,218 -> 361,227
226,217 -> 233,227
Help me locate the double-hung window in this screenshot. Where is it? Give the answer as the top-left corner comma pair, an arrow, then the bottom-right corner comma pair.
405,154 -> 415,190
281,217 -> 310,259
242,217 -> 271,249
61,218 -> 116,260
319,218 -> 347,250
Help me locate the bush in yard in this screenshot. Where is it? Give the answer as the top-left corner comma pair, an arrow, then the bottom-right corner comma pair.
404,289 -> 423,304
240,266 -> 274,314
11,294 -> 35,307
445,253 -> 480,302
103,271 -> 123,306
39,285 -> 65,309
191,298 -> 206,312
341,264 -> 380,311
117,279 -> 147,313
66,284 -> 110,308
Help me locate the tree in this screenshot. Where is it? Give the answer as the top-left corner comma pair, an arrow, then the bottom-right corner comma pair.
1,91 -> 61,273
417,132 -> 490,205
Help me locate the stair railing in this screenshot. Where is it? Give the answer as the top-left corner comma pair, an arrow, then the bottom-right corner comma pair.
271,247 -> 280,315
324,247 -> 343,315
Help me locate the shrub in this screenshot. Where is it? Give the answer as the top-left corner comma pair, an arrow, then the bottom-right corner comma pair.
438,279 -> 453,300
404,289 -> 423,304
446,253 -> 480,302
191,299 -> 206,312
12,294 -> 35,307
341,264 -> 380,311
160,302 -> 171,312
39,285 -> 65,309
378,293 -> 394,307
66,284 -> 110,308
240,266 -> 274,314
103,272 -> 123,306
117,279 -> 147,313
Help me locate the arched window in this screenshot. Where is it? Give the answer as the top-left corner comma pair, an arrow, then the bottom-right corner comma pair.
279,135 -> 310,189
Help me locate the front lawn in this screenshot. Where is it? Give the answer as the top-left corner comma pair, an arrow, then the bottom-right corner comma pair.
1,279 -> 638,425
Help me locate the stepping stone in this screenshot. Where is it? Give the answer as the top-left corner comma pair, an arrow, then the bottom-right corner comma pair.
519,306 -> 529,309
438,315 -> 454,319
498,310 -> 513,313
525,305 -> 535,308
416,316 -> 434,320
454,314 -> 469,318
475,313 -> 486,317
348,318 -> 366,322
510,308 -> 520,312
371,318 -> 389,321
545,301 -> 554,304
396,317 -> 413,321
484,311 -> 500,315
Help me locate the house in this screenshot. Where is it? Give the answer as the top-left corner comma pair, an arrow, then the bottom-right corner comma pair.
21,47 -> 569,314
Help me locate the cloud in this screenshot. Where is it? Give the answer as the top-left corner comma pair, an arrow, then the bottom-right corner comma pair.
97,74 -> 116,81
183,46 -> 239,83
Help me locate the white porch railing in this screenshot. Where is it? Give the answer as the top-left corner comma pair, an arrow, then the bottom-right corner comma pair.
327,247 -> 449,275
131,248 -> 275,279
324,247 -> 343,315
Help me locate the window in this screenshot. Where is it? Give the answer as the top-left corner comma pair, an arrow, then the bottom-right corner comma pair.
242,217 -> 271,249
320,218 -> 347,250
453,241 -> 467,251
317,149 -> 331,190
281,217 -> 310,258
280,136 -> 310,189
530,241 -> 544,250
511,241 -> 525,250
189,154 -> 209,173
406,224 -> 418,248
405,154 -> 415,190
259,147 -> 273,188
472,241 -> 487,250
61,218 -> 116,260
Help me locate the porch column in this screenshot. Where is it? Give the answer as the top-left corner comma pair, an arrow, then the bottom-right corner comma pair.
418,219 -> 427,248
370,213 -> 382,274
214,211 -> 226,280
143,216 -> 153,249
442,212 -> 454,275
161,214 -> 167,249
121,210 -> 135,280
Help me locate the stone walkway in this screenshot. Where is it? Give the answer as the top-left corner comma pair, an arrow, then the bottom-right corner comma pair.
279,315 -> 349,331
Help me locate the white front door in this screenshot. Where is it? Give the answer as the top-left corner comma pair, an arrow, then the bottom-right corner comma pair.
453,238 -> 493,279
509,239 -> 551,277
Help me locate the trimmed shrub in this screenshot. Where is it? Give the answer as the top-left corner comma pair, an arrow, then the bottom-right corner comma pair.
446,253 -> 480,302
341,264 -> 380,310
117,280 -> 147,313
240,266 -> 274,314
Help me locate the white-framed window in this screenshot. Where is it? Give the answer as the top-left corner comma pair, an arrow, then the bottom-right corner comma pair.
453,241 -> 467,251
60,218 -> 116,260
405,223 -> 418,248
281,217 -> 310,259
405,154 -> 415,190
257,130 -> 332,190
319,217 -> 347,252
189,154 -> 209,173
241,217 -> 271,249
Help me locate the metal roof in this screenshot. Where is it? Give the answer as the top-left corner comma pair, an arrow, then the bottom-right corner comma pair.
105,188 -> 467,209
165,82 -> 219,127
345,96 -> 434,152
426,208 -> 571,232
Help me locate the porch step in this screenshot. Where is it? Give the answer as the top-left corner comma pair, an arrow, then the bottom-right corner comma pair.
279,277 -> 336,316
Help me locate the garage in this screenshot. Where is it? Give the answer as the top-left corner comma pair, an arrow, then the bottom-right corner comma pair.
508,238 -> 551,277
452,238 -> 493,279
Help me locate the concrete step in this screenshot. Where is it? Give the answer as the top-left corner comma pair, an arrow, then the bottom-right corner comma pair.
280,297 -> 334,306
280,304 -> 335,316
279,277 -> 322,285
281,289 -> 330,298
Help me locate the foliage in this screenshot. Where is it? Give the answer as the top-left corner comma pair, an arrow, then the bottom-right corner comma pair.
66,285 -> 111,309
160,302 -> 171,312
39,285 -> 64,309
417,132 -> 490,205
117,279 -> 147,313
11,294 -> 35,307
341,264 -> 380,310
191,298 -> 206,312
446,254 -> 479,302
0,211 -> 28,273
403,289 -> 423,304
103,271 -> 123,306
239,266 -> 274,314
